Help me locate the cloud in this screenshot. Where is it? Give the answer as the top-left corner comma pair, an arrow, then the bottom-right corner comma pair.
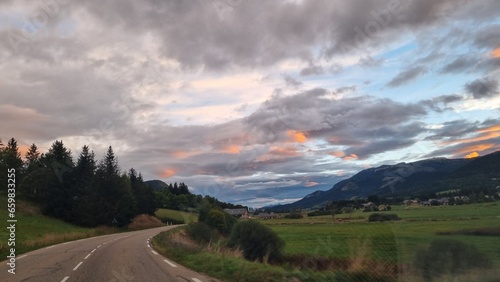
419,94 -> 463,112
440,56 -> 477,74
386,65 -> 427,88
464,78 -> 499,99
299,64 -> 324,76
283,74 -> 303,88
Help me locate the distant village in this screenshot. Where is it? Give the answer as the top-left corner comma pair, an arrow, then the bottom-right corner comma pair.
223,187 -> 500,220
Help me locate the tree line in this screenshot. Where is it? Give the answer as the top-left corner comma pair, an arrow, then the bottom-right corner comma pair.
1,137 -> 248,227
0,137 -> 155,227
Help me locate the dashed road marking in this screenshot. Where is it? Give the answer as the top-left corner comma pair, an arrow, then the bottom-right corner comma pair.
151,250 -> 158,255
147,244 -> 150,248
46,245 -> 54,249
61,276 -> 70,282
192,278 -> 202,282
97,244 -> 102,248
84,253 -> 91,260
91,248 -> 96,253
163,259 -> 177,267
73,262 -> 83,271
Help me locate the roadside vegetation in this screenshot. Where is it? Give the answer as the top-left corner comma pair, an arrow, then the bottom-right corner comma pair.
154,202 -> 500,281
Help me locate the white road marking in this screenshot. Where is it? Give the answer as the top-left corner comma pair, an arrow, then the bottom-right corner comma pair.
45,245 -> 54,249
163,259 -> 177,267
73,262 -> 83,271
61,276 -> 70,282
97,244 -> 102,248
147,244 -> 150,248
62,242 -> 70,245
91,248 -> 96,253
192,278 -> 202,282
17,255 -> 27,260
84,253 -> 91,259
151,250 -> 158,255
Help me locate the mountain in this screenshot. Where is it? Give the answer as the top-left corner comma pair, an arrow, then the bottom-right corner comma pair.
144,179 -> 169,191
268,151 -> 500,211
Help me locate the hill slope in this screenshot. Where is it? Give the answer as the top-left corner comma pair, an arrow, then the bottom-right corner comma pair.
269,151 -> 500,211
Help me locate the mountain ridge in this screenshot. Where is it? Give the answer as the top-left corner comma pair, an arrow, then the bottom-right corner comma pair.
267,151 -> 500,211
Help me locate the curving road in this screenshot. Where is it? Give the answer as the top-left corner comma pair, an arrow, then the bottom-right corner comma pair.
0,226 -> 219,282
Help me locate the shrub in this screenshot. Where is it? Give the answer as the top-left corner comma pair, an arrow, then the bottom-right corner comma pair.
186,222 -> 217,244
368,213 -> 400,222
228,220 -> 285,263
127,214 -> 163,230
284,213 -> 303,219
414,239 -> 492,281
198,204 -> 236,235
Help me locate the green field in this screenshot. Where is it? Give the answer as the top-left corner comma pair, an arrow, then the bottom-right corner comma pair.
154,203 -> 500,281
155,208 -> 198,224
261,204 -> 500,262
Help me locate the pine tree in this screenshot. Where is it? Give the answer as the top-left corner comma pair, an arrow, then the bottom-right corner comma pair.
25,143 -> 41,167
72,145 -> 98,226
93,146 -> 134,226
39,140 -> 75,221
20,143 -> 43,200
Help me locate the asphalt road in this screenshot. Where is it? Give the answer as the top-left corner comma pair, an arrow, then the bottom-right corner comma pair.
0,226 -> 219,282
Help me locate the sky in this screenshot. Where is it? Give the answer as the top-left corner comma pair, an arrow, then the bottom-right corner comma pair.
1,0 -> 499,208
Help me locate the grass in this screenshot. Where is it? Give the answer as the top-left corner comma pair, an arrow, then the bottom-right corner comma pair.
152,227 -> 395,282
155,208 -> 198,224
153,203 -> 500,281
0,196 -> 120,259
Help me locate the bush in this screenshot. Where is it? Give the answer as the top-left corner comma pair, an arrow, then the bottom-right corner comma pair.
414,239 -> 492,281
228,220 -> 285,263
284,213 -> 303,219
186,222 -> 217,244
198,204 -> 236,235
127,214 -> 163,230
307,210 -> 333,217
368,213 -> 400,222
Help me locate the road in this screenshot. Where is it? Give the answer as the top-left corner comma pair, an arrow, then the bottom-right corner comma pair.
0,226 -> 219,282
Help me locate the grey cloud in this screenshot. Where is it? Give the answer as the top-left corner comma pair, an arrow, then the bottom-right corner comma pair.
464,78 -> 499,99
245,89 -> 427,159
358,56 -> 383,68
386,65 -> 427,88
420,94 -> 463,112
283,74 -> 302,88
300,65 -> 324,76
440,56 -> 477,74
473,24 -> 500,49
425,120 -> 480,141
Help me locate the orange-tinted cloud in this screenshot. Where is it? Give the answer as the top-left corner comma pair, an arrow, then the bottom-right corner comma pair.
342,153 -> 359,161
457,143 -> 494,157
305,181 -> 319,187
287,130 -> 307,143
440,124 -> 500,146
171,150 -> 202,159
478,125 -> 500,133
465,151 -> 479,159
224,144 -> 241,154
492,48 -> 500,58
329,151 -> 345,158
171,150 -> 188,159
161,168 -> 176,178
256,146 -> 301,162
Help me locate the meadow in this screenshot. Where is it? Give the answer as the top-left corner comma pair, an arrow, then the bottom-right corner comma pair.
154,202 -> 500,281
155,208 -> 198,224
262,203 -> 500,262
